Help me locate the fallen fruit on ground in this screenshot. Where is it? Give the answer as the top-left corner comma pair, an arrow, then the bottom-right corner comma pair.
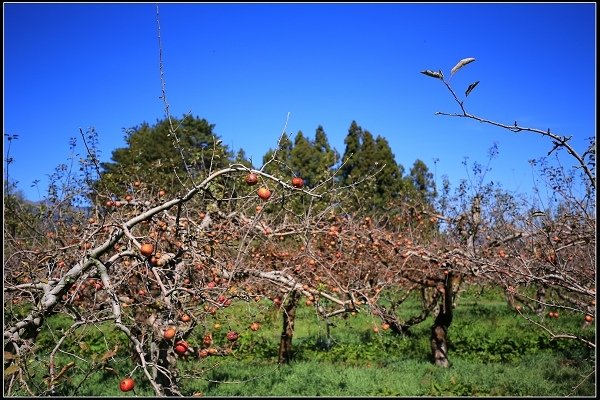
250,322 -> 261,331
226,331 -> 239,342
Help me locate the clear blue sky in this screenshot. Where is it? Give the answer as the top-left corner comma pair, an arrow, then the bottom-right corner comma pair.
4,3 -> 596,203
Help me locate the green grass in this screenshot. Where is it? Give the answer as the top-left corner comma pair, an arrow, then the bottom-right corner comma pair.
176,355 -> 595,397
7,285 -> 595,396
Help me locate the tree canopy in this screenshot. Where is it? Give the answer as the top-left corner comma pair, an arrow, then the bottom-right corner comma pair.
93,115 -> 436,220
339,121 -> 418,213
97,115 -> 233,198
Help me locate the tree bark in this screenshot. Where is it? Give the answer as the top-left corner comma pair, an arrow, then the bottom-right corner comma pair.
430,272 -> 455,367
154,337 -> 181,396
535,284 -> 546,315
278,290 -> 300,364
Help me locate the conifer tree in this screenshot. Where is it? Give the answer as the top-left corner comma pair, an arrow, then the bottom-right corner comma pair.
262,132 -> 293,178
407,158 -> 437,206
286,126 -> 338,188
372,135 -> 404,208
314,125 -> 338,182
340,121 -> 363,185
290,131 -> 315,181
339,121 -> 406,214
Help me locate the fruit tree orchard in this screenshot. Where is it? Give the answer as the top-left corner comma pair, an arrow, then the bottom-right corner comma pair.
3,6 -> 595,396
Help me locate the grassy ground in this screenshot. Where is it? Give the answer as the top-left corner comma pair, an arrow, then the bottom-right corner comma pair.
9,285 -> 595,396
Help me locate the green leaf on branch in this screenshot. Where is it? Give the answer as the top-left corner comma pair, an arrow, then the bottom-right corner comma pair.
465,81 -> 480,97
451,57 -> 476,75
421,70 -> 443,79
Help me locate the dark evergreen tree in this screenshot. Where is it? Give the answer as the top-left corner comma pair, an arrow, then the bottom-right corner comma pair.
289,131 -> 314,181
262,132 -> 293,178
313,125 -> 339,182
285,127 -> 339,188
407,159 -> 437,206
340,121 -> 363,185
339,121 -> 406,214
233,148 -> 253,169
372,135 -> 404,208
97,115 -> 232,197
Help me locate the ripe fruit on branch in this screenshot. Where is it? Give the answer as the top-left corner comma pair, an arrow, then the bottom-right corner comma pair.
164,327 -> 176,340
291,177 -> 304,188
226,331 -> 239,342
174,341 -> 189,355
119,377 -> 135,392
180,314 -> 191,323
140,243 -> 154,257
245,173 -> 259,186
584,314 -> 593,322
257,187 -> 271,200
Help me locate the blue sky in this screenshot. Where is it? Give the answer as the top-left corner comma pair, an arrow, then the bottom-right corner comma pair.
4,3 -> 596,203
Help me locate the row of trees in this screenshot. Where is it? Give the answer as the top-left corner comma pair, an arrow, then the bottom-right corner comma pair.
97,116 -> 438,218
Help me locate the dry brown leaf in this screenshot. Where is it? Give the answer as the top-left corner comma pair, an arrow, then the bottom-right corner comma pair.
451,57 -> 476,75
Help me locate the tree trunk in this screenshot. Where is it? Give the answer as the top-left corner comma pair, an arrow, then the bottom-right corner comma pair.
278,290 -> 300,364
430,272 -> 455,368
147,312 -> 182,397
535,284 -> 546,315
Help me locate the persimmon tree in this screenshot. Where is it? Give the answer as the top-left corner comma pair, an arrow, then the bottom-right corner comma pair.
421,58 -> 596,356
4,123 -> 345,396
2,7 -> 339,396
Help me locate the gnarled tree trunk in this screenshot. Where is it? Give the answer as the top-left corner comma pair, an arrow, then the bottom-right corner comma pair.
430,271 -> 455,367
278,290 -> 300,364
